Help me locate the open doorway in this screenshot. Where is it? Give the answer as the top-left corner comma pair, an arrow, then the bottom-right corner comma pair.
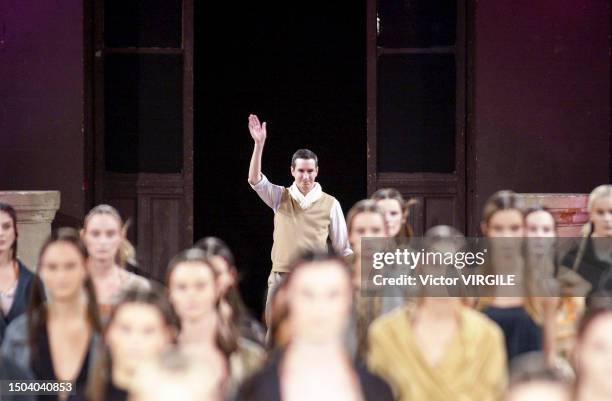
195,1 -> 367,316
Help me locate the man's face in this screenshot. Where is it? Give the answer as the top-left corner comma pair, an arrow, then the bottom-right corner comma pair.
291,158 -> 318,194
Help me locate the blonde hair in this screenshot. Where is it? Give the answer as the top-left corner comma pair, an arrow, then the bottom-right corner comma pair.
587,184 -> 612,212
571,185 -> 612,272
83,204 -> 137,267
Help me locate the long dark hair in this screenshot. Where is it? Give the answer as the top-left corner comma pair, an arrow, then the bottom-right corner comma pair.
524,205 -> 561,286
481,190 -> 526,229
477,192 -> 540,313
0,202 -> 18,261
27,227 -> 101,360
194,237 -> 262,342
87,283 -> 180,401
166,248 -> 239,357
194,237 -> 235,266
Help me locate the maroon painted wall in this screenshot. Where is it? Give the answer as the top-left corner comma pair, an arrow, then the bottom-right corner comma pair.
0,0 -> 86,225
0,0 -> 608,238
470,0 -> 610,232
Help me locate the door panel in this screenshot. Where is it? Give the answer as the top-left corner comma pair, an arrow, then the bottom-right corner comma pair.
367,0 -> 466,234
92,0 -> 193,281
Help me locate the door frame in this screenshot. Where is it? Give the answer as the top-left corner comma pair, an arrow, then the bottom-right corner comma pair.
85,0 -> 194,277
366,0 -> 468,234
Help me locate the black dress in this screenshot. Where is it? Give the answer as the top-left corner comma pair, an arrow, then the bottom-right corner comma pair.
483,306 -> 542,363
0,355 -> 35,401
31,326 -> 91,401
236,350 -> 394,401
101,381 -> 128,401
1,261 -> 35,341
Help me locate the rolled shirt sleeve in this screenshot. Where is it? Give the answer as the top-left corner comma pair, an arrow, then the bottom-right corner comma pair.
329,199 -> 353,256
249,173 -> 284,213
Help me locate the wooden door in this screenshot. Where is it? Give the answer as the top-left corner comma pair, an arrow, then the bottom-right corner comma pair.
89,0 -> 194,281
367,0 -> 467,235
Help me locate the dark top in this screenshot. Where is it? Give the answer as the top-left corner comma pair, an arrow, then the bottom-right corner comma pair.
483,306 -> 542,363
236,350 -> 394,401
102,380 -> 128,401
561,237 -> 612,295
1,261 -> 35,339
31,325 -> 91,401
0,355 -> 35,401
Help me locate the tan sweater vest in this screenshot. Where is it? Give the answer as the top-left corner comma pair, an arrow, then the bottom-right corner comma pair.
271,189 -> 335,272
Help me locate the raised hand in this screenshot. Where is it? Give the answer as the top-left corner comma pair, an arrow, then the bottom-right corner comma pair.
248,114 -> 267,144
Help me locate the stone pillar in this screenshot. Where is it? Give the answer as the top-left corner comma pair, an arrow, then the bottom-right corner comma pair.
520,193 -> 588,237
0,191 -> 61,270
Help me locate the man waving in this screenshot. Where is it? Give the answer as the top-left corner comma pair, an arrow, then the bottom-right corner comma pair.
247,114 -> 352,315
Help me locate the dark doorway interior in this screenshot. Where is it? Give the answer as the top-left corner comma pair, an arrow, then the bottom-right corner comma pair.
195,1 -> 366,317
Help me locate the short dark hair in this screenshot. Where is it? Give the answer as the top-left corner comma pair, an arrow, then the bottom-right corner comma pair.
291,149 -> 318,168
